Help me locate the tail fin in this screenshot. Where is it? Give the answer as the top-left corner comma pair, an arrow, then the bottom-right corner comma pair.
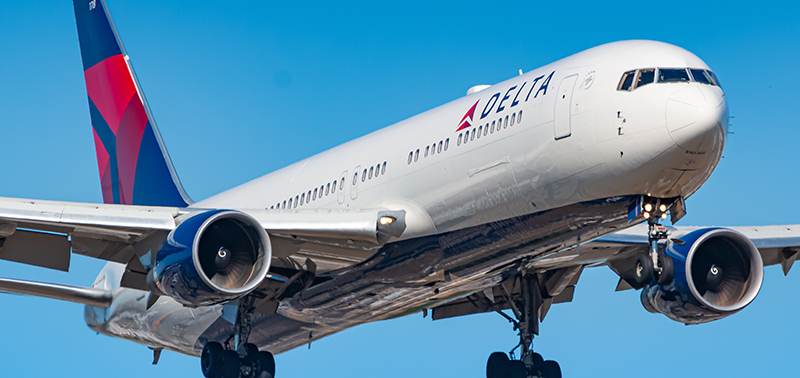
73,0 -> 192,207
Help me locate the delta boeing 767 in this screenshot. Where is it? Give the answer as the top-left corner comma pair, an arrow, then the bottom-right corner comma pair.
0,1 -> 797,378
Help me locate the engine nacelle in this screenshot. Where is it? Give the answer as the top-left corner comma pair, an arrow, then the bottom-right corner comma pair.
150,210 -> 272,307
641,228 -> 763,324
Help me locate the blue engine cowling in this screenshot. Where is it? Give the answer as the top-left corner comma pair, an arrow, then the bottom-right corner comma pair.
641,228 -> 763,325
150,210 -> 272,307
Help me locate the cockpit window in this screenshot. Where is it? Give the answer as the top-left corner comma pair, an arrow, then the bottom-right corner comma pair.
689,69 -> 713,85
708,70 -> 721,87
619,67 -> 720,91
635,68 -> 655,89
618,70 -> 636,91
658,68 -> 690,83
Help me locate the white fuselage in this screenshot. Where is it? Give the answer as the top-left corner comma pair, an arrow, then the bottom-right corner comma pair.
88,40 -> 728,356
197,40 -> 725,244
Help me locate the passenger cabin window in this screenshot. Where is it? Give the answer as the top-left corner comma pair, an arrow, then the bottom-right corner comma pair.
465,130 -> 469,143
658,68 -> 690,83
477,126 -> 482,138
414,149 -> 419,161
518,111 -> 522,123
444,139 -> 449,151
353,173 -> 358,185
313,188 -> 318,200
326,183 -> 330,195
369,166 -> 373,179
408,152 -> 413,164
382,162 -> 386,174
425,146 -> 429,157
438,141 -> 443,153
491,121 -> 495,133
510,113 -> 515,126
362,169 -> 367,182
339,178 -> 344,190
457,133 -> 463,145
635,68 -> 655,89
300,193 -> 305,205
289,198 -> 293,208
617,70 -> 636,91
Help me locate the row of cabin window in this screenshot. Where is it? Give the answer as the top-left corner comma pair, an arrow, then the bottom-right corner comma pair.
271,175 -> 346,210
407,138 -> 451,164
353,161 -> 388,185
457,111 -> 522,146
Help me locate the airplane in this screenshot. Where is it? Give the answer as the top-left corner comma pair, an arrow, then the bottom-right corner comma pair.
1,1 -> 798,378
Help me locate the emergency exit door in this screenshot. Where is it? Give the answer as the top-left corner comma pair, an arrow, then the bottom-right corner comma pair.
554,74 -> 578,140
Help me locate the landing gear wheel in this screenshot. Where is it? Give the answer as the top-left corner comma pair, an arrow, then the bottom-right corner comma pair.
486,352 -> 510,378
254,351 -> 276,378
527,352 -> 544,377
201,342 -> 224,378
220,350 -> 241,378
634,254 -> 654,287
540,360 -> 561,378
656,254 -> 674,286
242,342 -> 260,359
507,360 -> 527,378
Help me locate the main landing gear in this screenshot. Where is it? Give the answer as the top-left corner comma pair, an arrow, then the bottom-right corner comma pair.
201,296 -> 276,378
486,274 -> 561,378
632,201 -> 674,288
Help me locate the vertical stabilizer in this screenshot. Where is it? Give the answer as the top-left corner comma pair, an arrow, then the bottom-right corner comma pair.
73,0 -> 192,207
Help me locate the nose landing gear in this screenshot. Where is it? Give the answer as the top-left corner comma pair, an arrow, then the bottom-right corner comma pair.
485,273 -> 561,378
201,295 -> 276,378
632,199 -> 675,289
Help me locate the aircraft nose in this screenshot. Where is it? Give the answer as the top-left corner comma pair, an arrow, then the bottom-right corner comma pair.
665,85 -> 728,151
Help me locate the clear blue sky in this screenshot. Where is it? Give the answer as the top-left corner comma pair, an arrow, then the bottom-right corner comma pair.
1,1 -> 799,377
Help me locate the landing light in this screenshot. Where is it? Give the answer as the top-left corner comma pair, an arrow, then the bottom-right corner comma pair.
379,216 -> 395,226
661,213 -> 667,219
660,204 -> 667,212
644,212 -> 651,219
644,204 -> 653,212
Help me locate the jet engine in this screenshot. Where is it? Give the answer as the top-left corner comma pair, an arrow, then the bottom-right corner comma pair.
150,210 -> 272,307
641,228 -> 763,324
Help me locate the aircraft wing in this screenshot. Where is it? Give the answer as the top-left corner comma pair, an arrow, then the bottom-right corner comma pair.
0,196 -> 406,278
595,223 -> 800,276
430,223 -> 800,321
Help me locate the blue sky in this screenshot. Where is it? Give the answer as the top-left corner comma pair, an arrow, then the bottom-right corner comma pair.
1,1 -> 799,377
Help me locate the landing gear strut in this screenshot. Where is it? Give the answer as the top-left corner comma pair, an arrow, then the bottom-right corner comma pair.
486,273 -> 561,378
633,199 -> 675,288
201,295 -> 276,378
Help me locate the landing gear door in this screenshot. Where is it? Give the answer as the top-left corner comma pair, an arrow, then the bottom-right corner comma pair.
554,74 -> 578,140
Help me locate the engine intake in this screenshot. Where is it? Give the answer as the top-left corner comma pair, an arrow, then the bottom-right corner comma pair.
151,210 -> 271,306
641,228 -> 763,324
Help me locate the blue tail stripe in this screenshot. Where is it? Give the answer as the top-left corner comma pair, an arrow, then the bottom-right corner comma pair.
89,97 -> 120,204
73,0 -> 122,70
133,122 -> 191,207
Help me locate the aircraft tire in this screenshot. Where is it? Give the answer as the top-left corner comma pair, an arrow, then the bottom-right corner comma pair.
657,254 -> 674,286
254,351 -> 276,378
541,360 -> 561,378
507,360 -> 527,378
634,254 -> 654,287
486,352 -> 509,378
201,342 -> 224,378
220,350 -> 240,378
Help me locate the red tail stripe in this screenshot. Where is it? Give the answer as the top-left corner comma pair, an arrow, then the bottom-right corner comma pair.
84,54 -> 137,134
116,95 -> 148,205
